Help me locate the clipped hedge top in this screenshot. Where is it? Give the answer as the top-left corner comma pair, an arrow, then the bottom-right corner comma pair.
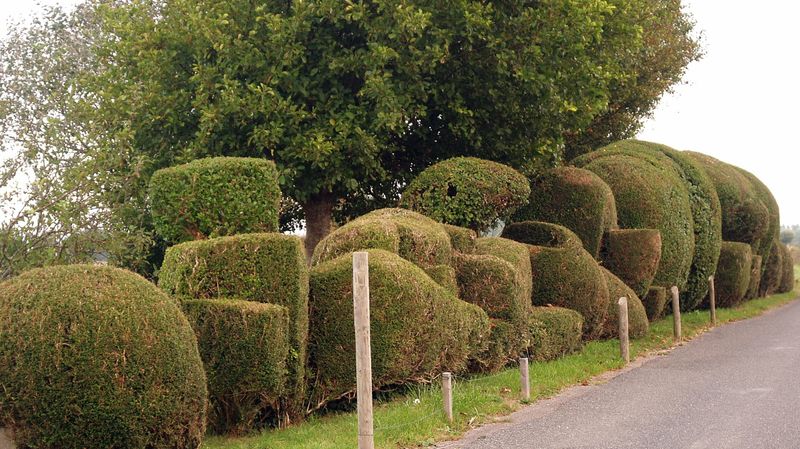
0,264 -> 207,449
401,157 -> 530,232
513,166 -> 618,258
573,141 -> 695,292
150,157 -> 281,244
501,220 -> 584,251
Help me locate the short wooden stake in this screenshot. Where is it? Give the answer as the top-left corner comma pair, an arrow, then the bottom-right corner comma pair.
671,286 -> 682,342
353,252 -> 374,449
618,297 -> 630,364
708,275 -> 717,326
442,372 -> 453,423
519,357 -> 530,401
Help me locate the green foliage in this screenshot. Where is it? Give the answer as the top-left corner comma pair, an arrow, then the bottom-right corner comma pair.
713,242 -> 752,308
424,264 -> 459,296
401,157 -> 530,232
780,229 -> 795,245
600,229 -> 662,298
778,244 -> 795,294
598,267 -> 649,339
512,166 -> 617,258
502,221 -> 609,339
744,255 -> 763,301
182,299 -> 290,435
0,265 -> 207,449
442,224 -> 478,254
735,168 -> 781,271
159,233 -> 308,417
573,141 -> 695,296
149,157 -> 281,244
308,249 -> 489,405
759,237 -> 784,297
642,286 -> 667,322
312,208 -> 452,269
527,307 -> 584,362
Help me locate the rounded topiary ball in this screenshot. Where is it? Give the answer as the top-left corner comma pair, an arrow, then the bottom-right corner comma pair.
0,265 -> 207,449
401,157 -> 530,232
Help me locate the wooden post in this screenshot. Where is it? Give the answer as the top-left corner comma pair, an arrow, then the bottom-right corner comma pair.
708,275 -> 717,326
671,286 -> 682,342
353,252 -> 374,449
519,357 -> 530,401
618,297 -> 630,364
442,372 -> 453,423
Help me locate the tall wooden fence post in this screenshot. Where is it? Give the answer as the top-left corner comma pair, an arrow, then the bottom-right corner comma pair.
442,372 -> 453,423
519,357 -> 530,401
708,275 -> 717,326
618,297 -> 630,364
353,252 -> 374,449
671,286 -> 682,342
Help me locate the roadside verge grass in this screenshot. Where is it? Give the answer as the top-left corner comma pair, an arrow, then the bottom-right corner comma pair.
203,288 -> 798,449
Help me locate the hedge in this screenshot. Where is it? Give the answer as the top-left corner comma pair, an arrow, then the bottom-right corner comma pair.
600,228 -> 662,298
0,265 -> 207,449
442,223 -> 478,253
744,255 -> 763,301
159,233 -> 308,417
759,237 -> 784,297
527,307 -> 584,362
312,208 -> 452,269
150,157 -> 281,244
453,239 -> 531,372
424,264 -> 459,296
642,286 -> 667,322
598,268 -> 649,339
712,242 -> 752,308
502,221 -> 609,339
736,167 -> 780,266
778,244 -> 795,294
400,157 -> 530,232
308,250 -> 490,405
512,166 -> 618,258
686,153 -> 771,257
573,142 -> 695,295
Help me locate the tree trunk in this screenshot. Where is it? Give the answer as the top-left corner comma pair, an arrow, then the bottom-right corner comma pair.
303,193 -> 335,264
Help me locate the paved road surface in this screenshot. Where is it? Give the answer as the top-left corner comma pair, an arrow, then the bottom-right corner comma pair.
439,298 -> 800,449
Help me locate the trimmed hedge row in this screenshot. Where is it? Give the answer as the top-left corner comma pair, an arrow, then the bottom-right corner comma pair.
0,265 -> 207,449
642,286 -> 668,322
512,166 -> 618,258
760,237 -> 784,297
159,233 -> 309,422
527,307 -> 584,362
573,142 -> 695,295
502,221 -> 609,339
713,242 -> 752,308
600,228 -> 662,298
744,255 -> 763,301
779,243 -> 795,294
308,249 -> 490,404
401,157 -> 530,232
149,157 -> 281,244
599,267 -> 649,339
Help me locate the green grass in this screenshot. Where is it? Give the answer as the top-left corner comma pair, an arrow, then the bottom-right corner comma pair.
203,289 -> 798,449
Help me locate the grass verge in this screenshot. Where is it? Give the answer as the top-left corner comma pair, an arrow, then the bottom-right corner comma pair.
203,289 -> 798,449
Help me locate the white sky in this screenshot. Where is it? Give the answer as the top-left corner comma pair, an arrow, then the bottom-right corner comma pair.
2,0 -> 798,224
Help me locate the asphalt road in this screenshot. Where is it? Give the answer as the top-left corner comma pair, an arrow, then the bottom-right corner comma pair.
439,298 -> 800,449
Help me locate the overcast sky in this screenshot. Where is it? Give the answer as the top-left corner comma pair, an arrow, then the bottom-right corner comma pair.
2,0 -> 798,225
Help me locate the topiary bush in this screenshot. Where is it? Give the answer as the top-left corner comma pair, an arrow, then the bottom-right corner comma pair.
442,223 -> 478,254
182,299 -> 290,435
312,208 -> 452,269
598,267 -> 649,339
501,221 -> 609,339
759,237 -> 784,297
642,286 -> 667,322
713,242 -> 752,307
744,255 -> 763,300
308,249 -> 490,405
573,142 -> 695,296
400,157 -> 530,232
736,168 -> 780,269
150,157 -> 281,244
512,166 -> 618,258
527,307 -> 584,362
159,233 -> 308,419
0,265 -> 207,449
778,244 -> 795,294
600,228 -> 662,298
